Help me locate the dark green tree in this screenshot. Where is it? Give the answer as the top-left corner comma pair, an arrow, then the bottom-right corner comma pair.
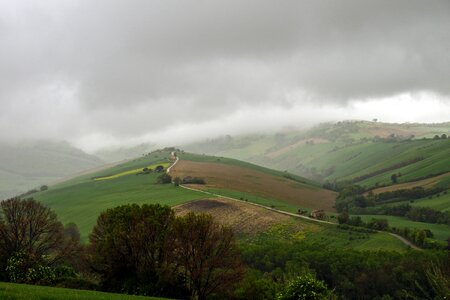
277,274 -> 332,300
157,173 -> 172,184
390,173 -> 398,184
89,204 -> 179,296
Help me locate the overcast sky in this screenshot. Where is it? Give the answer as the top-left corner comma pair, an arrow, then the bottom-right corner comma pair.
1,0 -> 449,152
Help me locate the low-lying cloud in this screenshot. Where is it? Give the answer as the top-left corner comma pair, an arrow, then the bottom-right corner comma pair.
0,0 -> 449,152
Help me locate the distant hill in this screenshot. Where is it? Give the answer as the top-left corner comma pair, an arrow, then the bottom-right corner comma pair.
94,142 -> 157,163
0,140 -> 104,199
31,149 -> 405,252
184,120 -> 450,189
31,149 -> 336,239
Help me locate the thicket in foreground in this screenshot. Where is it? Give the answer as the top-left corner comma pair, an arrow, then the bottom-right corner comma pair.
0,198 -> 82,285
89,204 -> 243,299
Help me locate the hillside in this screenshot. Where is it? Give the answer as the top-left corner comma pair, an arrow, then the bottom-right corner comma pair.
0,282 -> 168,300
30,149 -> 337,240
32,150 -> 204,240
174,198 -> 407,251
184,121 -> 450,190
172,153 -> 337,212
0,140 -> 104,199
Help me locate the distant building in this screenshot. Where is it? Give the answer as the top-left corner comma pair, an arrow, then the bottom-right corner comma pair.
310,209 -> 326,220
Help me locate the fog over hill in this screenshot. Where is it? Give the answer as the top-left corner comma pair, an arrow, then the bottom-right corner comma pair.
0,140 -> 103,199
0,1 -> 449,152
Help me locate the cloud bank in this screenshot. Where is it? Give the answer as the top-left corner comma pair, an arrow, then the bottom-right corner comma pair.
0,0 -> 449,151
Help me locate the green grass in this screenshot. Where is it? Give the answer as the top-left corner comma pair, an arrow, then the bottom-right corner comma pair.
206,188 -> 301,214
411,192 -> 450,211
353,232 -> 408,251
0,282 -> 168,300
247,219 -> 407,252
186,122 -> 450,191
94,162 -> 171,180
356,215 -> 450,242
32,151 -> 205,241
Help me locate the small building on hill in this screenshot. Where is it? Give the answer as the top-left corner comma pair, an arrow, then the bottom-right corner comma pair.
310,209 -> 326,220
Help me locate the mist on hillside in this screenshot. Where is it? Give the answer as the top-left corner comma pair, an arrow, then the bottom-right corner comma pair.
0,1 -> 449,153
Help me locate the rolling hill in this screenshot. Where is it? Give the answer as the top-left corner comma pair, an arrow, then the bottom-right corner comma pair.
0,140 -> 104,200
185,121 -> 450,190
29,149 -> 338,240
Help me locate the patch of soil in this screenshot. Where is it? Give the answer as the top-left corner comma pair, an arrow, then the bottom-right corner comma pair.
174,198 -> 292,235
171,160 -> 337,211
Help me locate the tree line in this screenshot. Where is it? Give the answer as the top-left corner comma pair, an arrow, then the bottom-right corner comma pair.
0,198 -> 244,299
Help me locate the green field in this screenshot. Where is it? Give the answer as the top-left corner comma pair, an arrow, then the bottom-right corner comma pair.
94,162 -> 172,181
246,219 -> 408,252
388,191 -> 450,212
411,192 -> 450,211
32,151 -> 205,240
0,282 -> 167,300
186,121 -> 450,189
356,215 -> 450,242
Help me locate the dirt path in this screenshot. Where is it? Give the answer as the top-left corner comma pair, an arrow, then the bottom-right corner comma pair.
167,158 -> 422,250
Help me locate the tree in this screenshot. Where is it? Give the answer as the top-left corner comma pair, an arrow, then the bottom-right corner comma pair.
173,177 -> 181,186
390,174 -> 398,184
89,204 -> 179,296
155,165 -> 165,172
277,274 -> 332,300
441,134 -> 448,139
157,173 -> 172,184
0,198 -> 65,262
172,213 -> 244,300
367,218 -> 389,231
337,212 -> 349,224
40,185 -> 48,192
0,198 -> 79,281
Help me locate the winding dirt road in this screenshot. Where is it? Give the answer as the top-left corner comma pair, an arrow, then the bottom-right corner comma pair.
168,157 -> 421,250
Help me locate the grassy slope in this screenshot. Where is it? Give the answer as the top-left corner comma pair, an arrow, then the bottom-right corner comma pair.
412,192 -> 450,211
29,149 -> 416,251
185,121 -> 450,190
0,282 -> 167,300
33,151 -> 205,240
245,219 -> 407,252
356,215 -> 450,243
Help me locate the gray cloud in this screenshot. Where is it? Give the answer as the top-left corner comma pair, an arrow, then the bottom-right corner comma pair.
0,0 -> 449,150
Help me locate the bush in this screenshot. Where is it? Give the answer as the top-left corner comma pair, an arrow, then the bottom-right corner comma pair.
6,252 -> 56,284
277,274 -> 332,300
157,173 -> 172,184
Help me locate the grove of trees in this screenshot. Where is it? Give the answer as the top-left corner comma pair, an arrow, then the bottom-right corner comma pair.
1,197 -> 450,299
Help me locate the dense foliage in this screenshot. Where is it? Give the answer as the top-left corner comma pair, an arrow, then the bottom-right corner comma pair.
89,204 -> 243,299
240,236 -> 450,299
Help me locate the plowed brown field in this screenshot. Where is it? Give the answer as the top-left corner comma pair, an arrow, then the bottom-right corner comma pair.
171,160 -> 337,211
174,198 -> 294,235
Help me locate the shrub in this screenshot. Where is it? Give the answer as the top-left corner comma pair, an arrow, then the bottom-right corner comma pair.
277,274 -> 332,300
157,173 -> 172,184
